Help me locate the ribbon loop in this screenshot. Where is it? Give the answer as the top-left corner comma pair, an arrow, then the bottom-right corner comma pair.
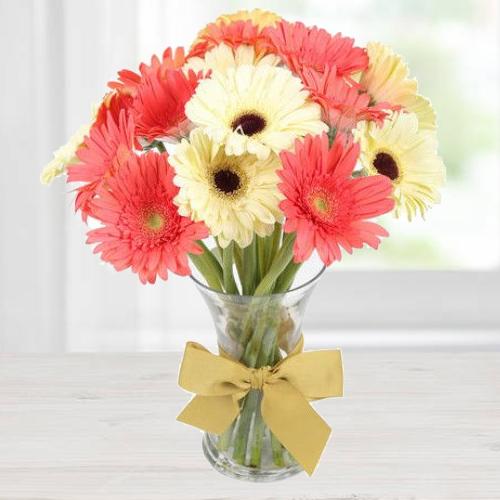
177,339 -> 343,476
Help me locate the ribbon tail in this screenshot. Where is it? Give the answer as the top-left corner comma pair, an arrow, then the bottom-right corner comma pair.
261,380 -> 331,476
177,394 -> 239,435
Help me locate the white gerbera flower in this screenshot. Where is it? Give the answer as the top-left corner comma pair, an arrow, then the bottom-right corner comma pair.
360,42 -> 436,131
40,123 -> 91,185
40,102 -> 99,185
170,128 -> 283,248
354,111 -> 446,220
185,64 -> 327,161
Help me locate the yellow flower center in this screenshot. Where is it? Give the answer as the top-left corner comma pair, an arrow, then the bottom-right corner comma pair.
308,188 -> 337,222
373,151 -> 400,181
144,212 -> 166,232
313,196 -> 329,214
231,111 -> 267,136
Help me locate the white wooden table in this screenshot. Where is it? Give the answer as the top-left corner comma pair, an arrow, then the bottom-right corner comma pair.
0,351 -> 499,500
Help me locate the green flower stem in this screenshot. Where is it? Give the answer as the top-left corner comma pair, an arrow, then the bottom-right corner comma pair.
222,242 -> 239,295
218,421 -> 235,451
148,140 -> 166,153
189,255 -> 222,291
248,326 -> 283,468
215,230 -> 299,470
231,305 -> 274,464
274,260 -> 302,293
254,233 -> 295,296
211,245 -> 223,267
241,301 -> 271,367
242,239 -> 257,295
249,397 -> 265,467
232,390 -> 259,465
271,432 -> 286,467
233,244 -> 244,288
256,236 -> 267,283
237,231 -> 289,346
269,223 -> 282,267
197,240 -> 223,272
189,241 -> 224,291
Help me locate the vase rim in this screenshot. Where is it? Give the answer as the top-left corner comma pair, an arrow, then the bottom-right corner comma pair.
190,263 -> 326,298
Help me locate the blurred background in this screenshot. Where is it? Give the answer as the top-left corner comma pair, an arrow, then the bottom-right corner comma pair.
0,0 -> 499,352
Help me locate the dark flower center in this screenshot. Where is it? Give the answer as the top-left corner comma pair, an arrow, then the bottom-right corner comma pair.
373,152 -> 399,181
231,112 -> 266,136
213,168 -> 241,195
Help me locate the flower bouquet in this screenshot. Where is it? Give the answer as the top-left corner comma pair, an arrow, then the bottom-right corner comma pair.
41,9 -> 445,481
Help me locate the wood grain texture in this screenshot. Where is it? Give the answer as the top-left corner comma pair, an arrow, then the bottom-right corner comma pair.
0,351 -> 499,500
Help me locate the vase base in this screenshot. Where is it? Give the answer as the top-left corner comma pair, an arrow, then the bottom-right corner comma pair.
202,434 -> 302,482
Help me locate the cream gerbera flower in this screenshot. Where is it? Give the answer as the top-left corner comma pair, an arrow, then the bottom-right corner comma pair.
360,42 -> 436,131
40,123 -> 91,185
184,43 -> 280,75
191,9 -> 281,50
185,65 -> 327,161
170,128 -> 283,248
215,8 -> 281,29
354,111 -> 445,220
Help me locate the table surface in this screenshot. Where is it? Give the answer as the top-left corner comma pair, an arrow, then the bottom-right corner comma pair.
0,350 -> 499,500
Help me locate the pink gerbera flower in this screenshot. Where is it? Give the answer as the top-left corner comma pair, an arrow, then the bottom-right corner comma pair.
188,20 -> 271,59
264,21 -> 368,82
301,66 -> 391,130
67,110 -> 135,220
278,133 -> 394,265
87,151 -> 208,284
108,47 -> 187,97
132,67 -> 200,141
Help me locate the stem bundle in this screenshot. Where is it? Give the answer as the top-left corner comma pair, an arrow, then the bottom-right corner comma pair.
188,224 -> 303,470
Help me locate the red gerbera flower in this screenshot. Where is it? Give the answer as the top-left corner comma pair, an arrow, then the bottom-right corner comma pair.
67,110 -> 135,220
132,67 -> 200,141
278,133 -> 394,265
86,152 -> 208,284
264,21 -> 368,82
301,66 -> 390,130
188,20 -> 271,59
108,47 -> 187,97
94,90 -> 134,129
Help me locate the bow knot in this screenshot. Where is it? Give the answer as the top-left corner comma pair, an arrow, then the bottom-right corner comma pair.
176,339 -> 343,476
250,365 -> 272,390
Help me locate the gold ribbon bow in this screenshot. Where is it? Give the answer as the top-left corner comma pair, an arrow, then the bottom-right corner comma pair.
176,338 -> 343,475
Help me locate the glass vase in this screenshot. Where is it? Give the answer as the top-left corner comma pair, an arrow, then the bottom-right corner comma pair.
192,264 -> 325,482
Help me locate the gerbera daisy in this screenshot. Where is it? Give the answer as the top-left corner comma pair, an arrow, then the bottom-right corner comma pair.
183,42 -> 280,76
132,66 -> 200,142
40,122 -> 91,185
185,64 -> 327,161
360,42 -> 436,130
188,16 -> 276,60
108,46 -> 187,97
213,9 -> 281,30
278,133 -> 394,265
301,66 -> 390,131
93,90 -> 134,129
264,21 -> 368,82
67,110 -> 135,220
87,151 -> 208,284
354,111 -> 445,220
169,128 -> 283,248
